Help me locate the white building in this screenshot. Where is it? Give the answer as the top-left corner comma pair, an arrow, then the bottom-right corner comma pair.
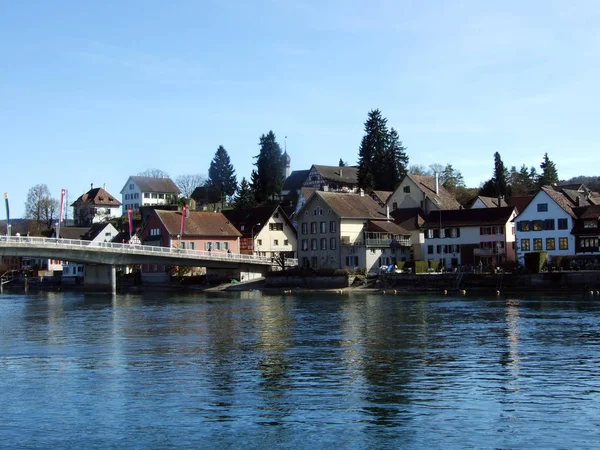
386,173 -> 461,215
72,184 -> 121,226
120,176 -> 180,214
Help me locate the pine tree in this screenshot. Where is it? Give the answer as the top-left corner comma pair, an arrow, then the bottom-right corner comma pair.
252,131 -> 284,204
479,152 -> 510,198
440,164 -> 465,189
208,145 -> 237,210
509,164 -> 536,196
357,109 -> 388,191
538,153 -> 559,187
382,127 -> 409,190
338,158 -> 346,167
233,177 -> 256,209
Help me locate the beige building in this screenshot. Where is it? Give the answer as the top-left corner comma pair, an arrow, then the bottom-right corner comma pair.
386,173 -> 461,215
297,190 -> 411,272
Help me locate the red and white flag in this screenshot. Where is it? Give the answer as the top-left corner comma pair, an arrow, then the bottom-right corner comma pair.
180,204 -> 188,236
57,188 -> 66,237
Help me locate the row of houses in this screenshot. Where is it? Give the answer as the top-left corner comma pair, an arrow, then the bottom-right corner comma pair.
4,164 -> 600,280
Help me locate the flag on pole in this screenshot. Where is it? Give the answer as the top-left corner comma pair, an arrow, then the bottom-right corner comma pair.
57,188 -> 66,238
180,204 -> 188,237
4,193 -> 9,236
128,208 -> 133,238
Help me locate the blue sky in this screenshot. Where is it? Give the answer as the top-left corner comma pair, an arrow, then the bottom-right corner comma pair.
2,0 -> 599,218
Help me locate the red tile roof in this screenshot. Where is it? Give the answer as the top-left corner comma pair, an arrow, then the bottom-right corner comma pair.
155,210 -> 241,237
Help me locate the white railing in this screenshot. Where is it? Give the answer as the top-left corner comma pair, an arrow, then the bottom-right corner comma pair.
0,235 -> 297,266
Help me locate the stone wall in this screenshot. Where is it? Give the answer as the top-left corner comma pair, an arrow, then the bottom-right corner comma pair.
265,275 -> 350,289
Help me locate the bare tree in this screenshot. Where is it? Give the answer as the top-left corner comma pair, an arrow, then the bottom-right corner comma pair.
138,168 -> 170,178
24,184 -> 59,230
175,174 -> 206,198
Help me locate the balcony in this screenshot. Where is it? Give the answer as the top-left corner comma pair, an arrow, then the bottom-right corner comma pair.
473,248 -> 506,256
365,238 -> 411,247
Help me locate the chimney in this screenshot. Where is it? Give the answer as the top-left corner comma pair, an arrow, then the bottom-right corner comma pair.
91,183 -> 94,190
498,196 -> 502,207
386,205 -> 390,219
323,185 -> 329,192
359,188 -> 364,197
340,168 -> 343,177
103,183 -> 106,190
434,172 -> 439,195
576,196 -> 580,207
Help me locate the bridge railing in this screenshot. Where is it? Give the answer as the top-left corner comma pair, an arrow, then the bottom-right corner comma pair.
0,235 -> 297,266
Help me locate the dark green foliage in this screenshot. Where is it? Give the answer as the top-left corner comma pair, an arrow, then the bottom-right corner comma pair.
538,153 -> 559,187
338,158 -> 346,167
479,152 -> 510,198
252,131 -> 284,204
413,260 -> 429,274
509,164 -> 537,196
441,164 -> 465,189
208,145 -> 237,209
357,110 -> 409,191
233,177 -> 256,209
524,251 -> 548,273
428,260 -> 442,271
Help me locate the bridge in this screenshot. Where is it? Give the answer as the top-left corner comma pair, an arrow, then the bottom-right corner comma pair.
0,235 -> 297,293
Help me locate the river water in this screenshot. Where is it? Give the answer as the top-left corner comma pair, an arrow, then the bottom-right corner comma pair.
1,290 -> 599,449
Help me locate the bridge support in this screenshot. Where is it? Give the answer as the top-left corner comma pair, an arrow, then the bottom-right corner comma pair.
85,264 -> 117,294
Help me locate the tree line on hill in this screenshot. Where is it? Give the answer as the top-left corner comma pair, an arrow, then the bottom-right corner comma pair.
20,108 -> 592,232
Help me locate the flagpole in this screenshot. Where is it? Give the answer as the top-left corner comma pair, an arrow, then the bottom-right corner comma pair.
4,193 -> 9,236
57,189 -> 66,238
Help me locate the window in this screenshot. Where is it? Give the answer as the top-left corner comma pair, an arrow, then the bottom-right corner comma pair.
427,245 -> 434,254
150,228 -> 161,236
426,229 -> 434,239
436,245 -> 441,253
544,219 -> 555,230
450,228 -> 459,238
330,237 -> 336,250
215,242 -> 221,250
537,203 -> 548,212
284,239 -> 289,246
320,238 -> 327,250
403,186 -> 410,193
302,223 -> 308,235
134,203 -> 139,209
151,193 -> 157,199
533,238 -> 543,250
302,239 -> 308,251
532,220 -> 542,231
330,221 -> 336,233
134,193 -> 139,199
480,227 -> 492,235
580,237 -> 599,250
311,256 -> 318,268
584,220 -> 596,229
302,257 -> 309,268
158,194 -> 164,199
274,239 -> 279,246
393,202 -> 398,210
546,237 -> 555,250
559,237 -> 569,250
125,194 -> 129,200
269,223 -> 284,231
311,222 -> 317,234
129,183 -> 134,190
320,222 -> 327,233
345,256 -> 359,267
144,193 -> 149,198
558,218 -> 568,230
181,242 -> 186,249
521,239 -> 530,251
311,239 -> 317,250
257,239 -> 262,246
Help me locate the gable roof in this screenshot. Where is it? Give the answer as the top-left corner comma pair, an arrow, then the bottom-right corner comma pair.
540,186 -> 579,218
401,174 -> 461,210
573,204 -> 600,220
371,190 -> 393,206
121,176 -> 180,195
306,191 -> 386,219
154,210 -> 241,237
311,165 -> 359,185
472,196 -> 508,208
71,187 -> 121,207
507,195 -> 533,213
222,205 -> 294,238
389,207 -> 425,231
422,206 -> 516,228
367,220 -> 410,236
59,227 -> 92,240
282,170 -> 310,192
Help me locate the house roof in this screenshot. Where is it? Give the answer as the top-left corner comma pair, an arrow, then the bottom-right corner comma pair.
402,174 -> 462,210
422,206 -> 516,228
389,207 -> 425,231
371,190 -> 393,206
472,196 -> 508,208
222,205 -> 294,238
311,165 -> 359,185
507,195 -> 533,213
367,220 -> 410,236
308,191 -> 386,219
282,170 -> 310,192
59,227 -> 92,240
154,210 -> 241,237
574,204 -> 600,220
540,186 -> 579,218
71,187 -> 121,207
121,176 -> 180,195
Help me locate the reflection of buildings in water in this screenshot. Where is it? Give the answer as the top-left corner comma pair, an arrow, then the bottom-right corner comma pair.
505,298 -> 521,382
46,292 -> 66,346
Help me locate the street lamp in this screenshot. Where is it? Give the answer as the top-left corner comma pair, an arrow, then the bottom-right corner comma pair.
251,223 -> 261,256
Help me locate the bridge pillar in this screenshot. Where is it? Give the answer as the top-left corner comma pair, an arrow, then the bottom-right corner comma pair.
85,264 -> 117,294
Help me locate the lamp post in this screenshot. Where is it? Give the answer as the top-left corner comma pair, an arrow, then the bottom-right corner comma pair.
251,223 -> 261,256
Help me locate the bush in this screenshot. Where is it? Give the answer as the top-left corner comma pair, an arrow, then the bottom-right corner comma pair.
396,261 -> 406,271
414,260 -> 429,274
428,259 -> 442,271
524,251 -> 548,274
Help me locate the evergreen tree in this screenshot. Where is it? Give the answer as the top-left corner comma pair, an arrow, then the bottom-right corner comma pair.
538,153 -> 559,187
382,127 -> 409,190
208,145 -> 237,209
233,177 -> 256,209
338,158 -> 346,167
440,164 -> 465,189
357,109 -> 388,191
252,131 -> 284,203
479,152 -> 510,198
509,164 -> 536,196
